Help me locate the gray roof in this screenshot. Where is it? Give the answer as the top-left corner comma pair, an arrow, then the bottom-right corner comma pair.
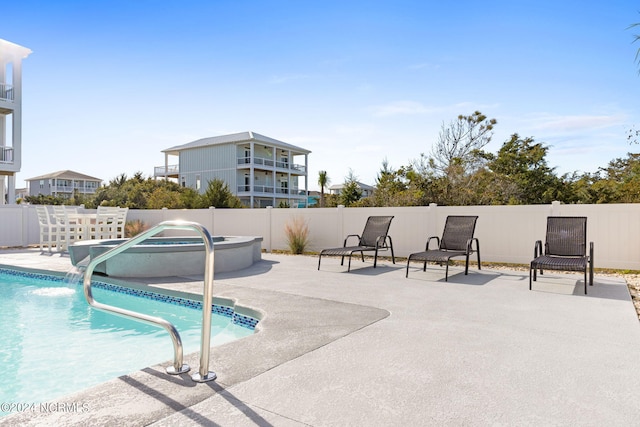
26,170 -> 103,182
329,181 -> 375,191
162,131 -> 311,155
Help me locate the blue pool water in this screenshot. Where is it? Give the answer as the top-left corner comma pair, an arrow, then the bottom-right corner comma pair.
0,268 -> 256,413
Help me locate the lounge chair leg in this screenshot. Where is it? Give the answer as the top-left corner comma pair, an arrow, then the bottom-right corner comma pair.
529,267 -> 533,290
318,254 -> 322,270
406,259 -> 410,278
445,262 -> 449,282
347,255 -> 352,272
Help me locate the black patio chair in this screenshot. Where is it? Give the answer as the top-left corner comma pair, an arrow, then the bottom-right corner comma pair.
530,216 -> 594,294
406,216 -> 480,281
318,216 -> 395,272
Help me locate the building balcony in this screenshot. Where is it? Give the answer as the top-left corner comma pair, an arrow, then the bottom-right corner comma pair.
154,164 -> 180,178
52,185 -> 98,194
0,146 -> 13,164
0,83 -> 14,102
237,156 -> 306,174
237,185 -> 306,197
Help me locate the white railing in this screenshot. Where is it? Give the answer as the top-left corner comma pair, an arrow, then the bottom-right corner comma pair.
154,165 -> 179,176
52,185 -> 97,193
237,156 -> 306,173
0,83 -> 14,101
0,146 -> 13,163
4,202 -> 640,269
238,185 -> 276,194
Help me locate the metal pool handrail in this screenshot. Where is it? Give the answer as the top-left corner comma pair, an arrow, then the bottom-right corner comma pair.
83,220 -> 217,382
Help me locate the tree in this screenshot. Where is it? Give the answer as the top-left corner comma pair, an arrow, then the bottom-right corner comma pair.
201,178 -> 243,208
589,153 -> 640,203
339,170 -> 362,207
318,170 -> 330,207
487,134 -> 564,204
430,111 -> 497,174
147,187 -> 183,209
372,159 -> 406,206
629,18 -> 640,73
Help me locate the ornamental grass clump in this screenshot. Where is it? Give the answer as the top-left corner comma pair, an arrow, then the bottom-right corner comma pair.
124,219 -> 149,237
284,216 -> 310,254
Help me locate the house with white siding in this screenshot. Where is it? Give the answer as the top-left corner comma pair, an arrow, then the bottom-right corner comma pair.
329,181 -> 375,198
155,132 -> 310,208
26,170 -> 102,198
0,39 -> 31,204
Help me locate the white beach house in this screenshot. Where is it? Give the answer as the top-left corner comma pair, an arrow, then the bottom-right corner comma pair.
0,39 -> 31,204
155,131 -> 310,208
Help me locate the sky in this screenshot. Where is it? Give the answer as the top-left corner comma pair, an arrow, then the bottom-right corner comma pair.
2,0 -> 640,191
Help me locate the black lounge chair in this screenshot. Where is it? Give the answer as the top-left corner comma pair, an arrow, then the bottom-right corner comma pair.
406,215 -> 480,281
318,216 -> 395,272
530,216 -> 594,294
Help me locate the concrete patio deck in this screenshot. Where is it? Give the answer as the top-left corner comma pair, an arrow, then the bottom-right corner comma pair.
1,248 -> 639,426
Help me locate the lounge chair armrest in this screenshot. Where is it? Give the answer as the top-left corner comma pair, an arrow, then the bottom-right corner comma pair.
466,237 -> 480,253
426,236 -> 440,251
343,234 -> 361,247
534,240 -> 542,258
589,241 -> 594,262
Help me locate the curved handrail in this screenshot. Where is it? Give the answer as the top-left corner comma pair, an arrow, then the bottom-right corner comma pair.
83,220 -> 216,381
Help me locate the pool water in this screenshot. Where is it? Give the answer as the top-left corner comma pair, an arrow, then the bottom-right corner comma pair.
0,269 -> 255,411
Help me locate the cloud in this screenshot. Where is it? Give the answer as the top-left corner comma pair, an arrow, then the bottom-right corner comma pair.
370,101 -> 498,118
371,101 -> 434,117
530,114 -> 627,133
408,62 -> 440,71
268,74 -> 314,84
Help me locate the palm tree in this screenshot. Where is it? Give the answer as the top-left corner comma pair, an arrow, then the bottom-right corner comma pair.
629,19 -> 640,73
318,170 -> 330,207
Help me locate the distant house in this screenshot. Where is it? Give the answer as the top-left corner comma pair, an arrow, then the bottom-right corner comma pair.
15,187 -> 28,200
155,131 -> 311,208
26,170 -> 102,198
329,181 -> 375,198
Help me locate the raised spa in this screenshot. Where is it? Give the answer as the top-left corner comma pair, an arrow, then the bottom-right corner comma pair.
68,236 -> 263,277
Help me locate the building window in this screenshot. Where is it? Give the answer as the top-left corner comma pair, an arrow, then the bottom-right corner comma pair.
181,176 -> 186,187
39,180 -> 44,189
196,175 -> 201,191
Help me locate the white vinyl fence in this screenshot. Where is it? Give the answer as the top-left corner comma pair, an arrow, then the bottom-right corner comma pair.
2,202 -> 639,270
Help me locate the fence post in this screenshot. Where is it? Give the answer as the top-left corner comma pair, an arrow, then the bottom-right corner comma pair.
266,206 -> 273,253
337,205 -> 345,246
209,206 -> 215,236
428,203 -> 438,239
22,205 -> 30,247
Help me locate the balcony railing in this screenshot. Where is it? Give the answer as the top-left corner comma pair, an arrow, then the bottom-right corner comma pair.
0,84 -> 14,102
0,147 -> 13,163
237,185 -> 306,196
52,185 -> 98,194
237,156 -> 306,173
154,165 -> 179,177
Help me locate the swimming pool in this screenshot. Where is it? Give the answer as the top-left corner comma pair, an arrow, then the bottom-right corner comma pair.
0,268 -> 257,414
